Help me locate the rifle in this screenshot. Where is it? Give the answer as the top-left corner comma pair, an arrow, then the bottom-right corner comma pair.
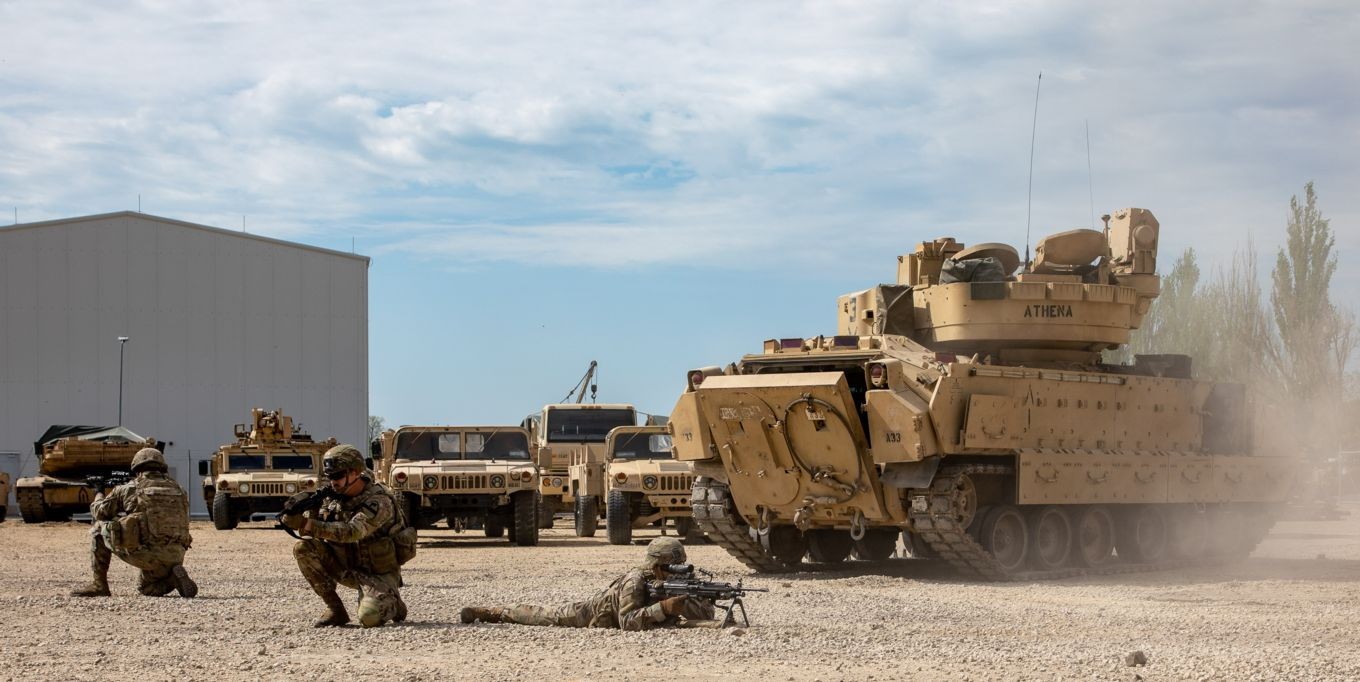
274,488 -> 340,539
646,565 -> 768,627
84,470 -> 134,492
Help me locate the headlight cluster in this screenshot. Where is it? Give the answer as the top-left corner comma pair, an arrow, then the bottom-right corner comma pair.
642,475 -> 658,490
423,475 -> 439,490
238,483 -> 251,494
394,472 -> 408,488
551,476 -> 563,488
490,474 -> 505,488
614,472 -> 630,485
284,483 -> 297,494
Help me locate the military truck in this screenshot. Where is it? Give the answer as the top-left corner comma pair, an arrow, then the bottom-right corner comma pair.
16,426 -> 162,523
526,403 -> 639,528
378,425 -> 540,546
200,409 -> 335,530
0,472 -> 9,522
670,208 -> 1294,579
569,425 -> 699,544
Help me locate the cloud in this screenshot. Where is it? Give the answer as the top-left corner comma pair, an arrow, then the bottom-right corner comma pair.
0,0 -> 1355,276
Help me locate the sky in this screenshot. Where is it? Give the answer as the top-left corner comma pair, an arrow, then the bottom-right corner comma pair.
2,1 -> 1356,426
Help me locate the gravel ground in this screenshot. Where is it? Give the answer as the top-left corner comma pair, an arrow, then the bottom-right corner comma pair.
2,505 -> 1359,682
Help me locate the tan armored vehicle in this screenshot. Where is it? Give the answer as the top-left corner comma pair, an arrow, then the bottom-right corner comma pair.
16,426 -> 161,523
526,403 -> 639,528
378,425 -> 540,546
200,409 -> 335,530
0,472 -> 9,522
569,425 -> 698,544
671,208 -> 1294,579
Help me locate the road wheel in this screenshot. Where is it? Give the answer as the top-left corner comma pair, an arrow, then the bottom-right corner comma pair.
484,517 -> 505,538
978,505 -> 1029,573
575,495 -> 599,537
1115,506 -> 1168,563
1071,506 -> 1116,568
806,529 -> 854,563
1027,506 -> 1072,570
213,493 -> 238,530
761,525 -> 807,566
851,528 -> 898,561
606,490 -> 633,545
512,492 -> 539,546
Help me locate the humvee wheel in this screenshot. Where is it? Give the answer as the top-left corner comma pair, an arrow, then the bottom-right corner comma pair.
851,528 -> 898,561
538,495 -> 555,529
1071,506 -> 1116,568
1115,506 -> 1168,563
574,495 -> 599,537
1167,507 -> 1208,559
978,506 -> 1028,572
806,529 -> 853,563
512,492 -> 539,546
1026,506 -> 1072,570
606,490 -> 633,545
213,494 -> 238,530
484,517 -> 505,538
761,526 -> 807,566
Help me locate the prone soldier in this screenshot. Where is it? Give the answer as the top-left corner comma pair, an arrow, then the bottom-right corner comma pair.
460,537 -> 715,630
70,448 -> 197,598
280,444 -> 416,628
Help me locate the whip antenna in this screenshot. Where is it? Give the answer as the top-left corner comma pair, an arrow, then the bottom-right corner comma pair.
1024,72 -> 1042,270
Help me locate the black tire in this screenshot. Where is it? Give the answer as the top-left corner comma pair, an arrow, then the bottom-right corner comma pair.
761,525 -> 807,566
806,529 -> 854,563
607,490 -> 633,545
213,493 -> 238,530
484,517 -> 505,538
851,528 -> 898,561
538,494 -> 555,529
575,495 -> 599,537
513,492 -> 539,546
203,491 -> 215,521
0,505 -> 7,523
405,494 -> 428,531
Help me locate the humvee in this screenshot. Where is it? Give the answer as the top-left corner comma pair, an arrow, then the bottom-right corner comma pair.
200,409 -> 336,530
570,425 -> 698,544
378,425 -> 540,546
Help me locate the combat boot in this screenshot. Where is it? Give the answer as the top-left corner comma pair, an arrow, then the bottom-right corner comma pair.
70,580 -> 111,598
313,591 -> 351,627
172,565 -> 198,598
460,606 -> 503,624
394,596 -> 408,623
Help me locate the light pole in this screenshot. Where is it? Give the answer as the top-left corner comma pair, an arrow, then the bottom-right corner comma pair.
117,336 -> 130,425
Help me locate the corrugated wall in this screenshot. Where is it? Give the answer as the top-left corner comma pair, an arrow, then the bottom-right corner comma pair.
0,213 -> 368,515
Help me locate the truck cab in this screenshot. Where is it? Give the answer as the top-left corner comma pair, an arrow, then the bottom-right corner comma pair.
526,403 -> 637,528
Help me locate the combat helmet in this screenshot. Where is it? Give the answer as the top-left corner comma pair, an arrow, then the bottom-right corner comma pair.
642,537 -> 687,568
322,444 -> 367,478
130,447 -> 167,473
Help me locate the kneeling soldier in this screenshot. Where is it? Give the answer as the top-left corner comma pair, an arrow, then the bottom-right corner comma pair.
282,444 -> 414,628
71,448 -> 196,598
460,537 -> 715,630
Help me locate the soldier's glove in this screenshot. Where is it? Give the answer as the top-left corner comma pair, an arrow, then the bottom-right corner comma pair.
281,514 -> 308,532
660,596 -> 689,616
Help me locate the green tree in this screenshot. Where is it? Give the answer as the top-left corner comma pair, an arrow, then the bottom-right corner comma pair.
1271,181 -> 1345,398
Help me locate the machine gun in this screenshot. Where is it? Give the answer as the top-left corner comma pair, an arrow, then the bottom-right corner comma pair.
274,488 -> 340,539
646,564 -> 768,627
84,470 -> 134,492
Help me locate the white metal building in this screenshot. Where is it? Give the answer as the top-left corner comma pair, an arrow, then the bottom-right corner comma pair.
0,211 -> 369,515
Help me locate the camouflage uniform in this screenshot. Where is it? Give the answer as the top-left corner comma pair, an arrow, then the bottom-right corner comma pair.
291,444 -> 409,628
465,537 -> 715,631
73,449 -> 196,598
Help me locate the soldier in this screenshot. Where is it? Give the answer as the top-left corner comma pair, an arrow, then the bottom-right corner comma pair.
70,448 -> 197,598
281,444 -> 411,628
459,537 -> 715,630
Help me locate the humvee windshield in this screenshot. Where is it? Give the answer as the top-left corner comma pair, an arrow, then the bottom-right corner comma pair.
544,409 -> 636,443
395,430 -> 529,460
272,454 -> 315,471
227,455 -> 269,471
611,433 -> 673,460
225,454 -> 315,471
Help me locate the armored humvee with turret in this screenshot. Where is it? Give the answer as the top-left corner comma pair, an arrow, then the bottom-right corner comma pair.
569,425 -> 699,544
16,426 -> 161,523
670,209 -> 1293,579
526,403 -> 639,528
378,425 -> 540,546
200,409 -> 335,530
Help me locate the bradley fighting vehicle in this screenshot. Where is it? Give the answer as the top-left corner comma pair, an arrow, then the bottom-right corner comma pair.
16,426 -> 163,523
201,409 -> 336,530
377,425 -> 540,546
670,209 -> 1294,579
569,424 -> 700,544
